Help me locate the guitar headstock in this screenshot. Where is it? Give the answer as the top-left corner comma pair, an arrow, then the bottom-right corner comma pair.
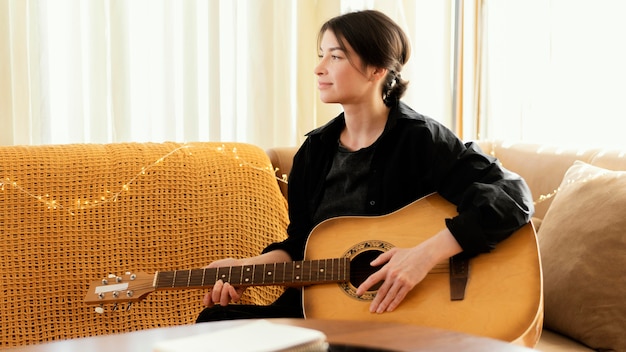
84,272 -> 154,306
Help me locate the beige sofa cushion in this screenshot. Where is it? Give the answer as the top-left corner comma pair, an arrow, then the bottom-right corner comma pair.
538,161 -> 626,351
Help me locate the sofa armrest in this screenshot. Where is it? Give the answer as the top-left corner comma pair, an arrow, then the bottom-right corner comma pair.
266,146 -> 298,200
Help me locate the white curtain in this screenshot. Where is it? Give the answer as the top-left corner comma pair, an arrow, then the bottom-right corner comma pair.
6,1 -> 625,149
475,0 -> 626,148
1,0 -> 456,148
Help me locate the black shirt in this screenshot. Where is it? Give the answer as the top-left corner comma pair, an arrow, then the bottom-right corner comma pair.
263,101 -> 534,260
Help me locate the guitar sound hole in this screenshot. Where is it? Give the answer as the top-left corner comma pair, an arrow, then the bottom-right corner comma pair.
349,250 -> 384,292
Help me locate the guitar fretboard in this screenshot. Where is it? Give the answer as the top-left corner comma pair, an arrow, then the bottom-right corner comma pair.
154,258 -> 350,289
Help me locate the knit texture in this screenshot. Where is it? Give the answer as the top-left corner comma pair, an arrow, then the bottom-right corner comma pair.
0,142 -> 288,348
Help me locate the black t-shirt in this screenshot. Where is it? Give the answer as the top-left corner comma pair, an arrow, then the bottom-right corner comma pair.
313,141 -> 376,224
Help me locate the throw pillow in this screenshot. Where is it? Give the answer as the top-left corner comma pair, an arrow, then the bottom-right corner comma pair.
538,160 -> 626,351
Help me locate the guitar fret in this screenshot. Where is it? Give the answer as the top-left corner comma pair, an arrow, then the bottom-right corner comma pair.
283,261 -> 294,284
314,260 -> 320,282
338,258 -> 344,280
241,265 -> 253,285
260,263 -> 267,284
304,261 -> 309,282
217,267 -> 230,283
155,272 -> 168,288
204,267 -> 216,286
339,258 -> 344,280
269,263 -> 276,284
254,264 -> 265,285
174,270 -> 190,287
337,259 -> 341,280
302,260 -> 311,282
280,262 -> 286,284
294,261 -> 302,282
228,266 -> 241,285
315,260 -> 320,281
189,269 -> 204,287
296,261 -> 302,281
273,262 -> 281,284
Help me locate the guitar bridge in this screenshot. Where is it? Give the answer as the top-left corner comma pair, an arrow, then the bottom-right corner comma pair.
449,255 -> 469,301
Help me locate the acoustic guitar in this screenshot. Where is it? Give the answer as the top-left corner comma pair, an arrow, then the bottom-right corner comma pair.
84,193 -> 543,347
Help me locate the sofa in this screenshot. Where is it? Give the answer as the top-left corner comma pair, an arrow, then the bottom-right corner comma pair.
1,140 -> 624,351
267,140 -> 626,352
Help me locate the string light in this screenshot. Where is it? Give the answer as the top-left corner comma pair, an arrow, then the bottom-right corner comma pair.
0,143 -> 287,215
486,147 -> 612,206
213,144 -> 288,185
7,141 -> 601,214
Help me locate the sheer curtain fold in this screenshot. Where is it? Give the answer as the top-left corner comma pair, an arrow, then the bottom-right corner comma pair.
108,0 -> 131,142
181,0 -> 199,142
0,0 -> 16,144
1,0 -> 41,145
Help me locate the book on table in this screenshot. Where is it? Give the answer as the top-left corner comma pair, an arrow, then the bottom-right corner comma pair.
152,319 -> 328,352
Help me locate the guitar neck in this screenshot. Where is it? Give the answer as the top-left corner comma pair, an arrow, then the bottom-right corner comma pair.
154,258 -> 350,290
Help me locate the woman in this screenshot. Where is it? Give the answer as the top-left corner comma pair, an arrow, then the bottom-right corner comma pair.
196,9 -> 533,322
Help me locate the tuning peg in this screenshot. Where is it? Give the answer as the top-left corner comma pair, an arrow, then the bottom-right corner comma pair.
95,305 -> 104,314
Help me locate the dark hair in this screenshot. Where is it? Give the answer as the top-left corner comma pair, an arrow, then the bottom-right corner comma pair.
318,10 -> 411,106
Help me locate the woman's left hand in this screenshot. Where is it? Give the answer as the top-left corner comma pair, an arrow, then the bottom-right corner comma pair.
355,228 -> 463,313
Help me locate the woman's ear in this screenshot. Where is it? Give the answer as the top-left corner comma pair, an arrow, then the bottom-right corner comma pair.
369,67 -> 388,82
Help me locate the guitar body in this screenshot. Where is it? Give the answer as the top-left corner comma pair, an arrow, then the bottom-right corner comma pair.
303,193 -> 543,346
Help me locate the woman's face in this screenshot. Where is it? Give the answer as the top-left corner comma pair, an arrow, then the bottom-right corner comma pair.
314,30 -> 380,106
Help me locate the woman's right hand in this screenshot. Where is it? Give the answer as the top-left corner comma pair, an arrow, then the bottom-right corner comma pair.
201,258 -> 248,307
